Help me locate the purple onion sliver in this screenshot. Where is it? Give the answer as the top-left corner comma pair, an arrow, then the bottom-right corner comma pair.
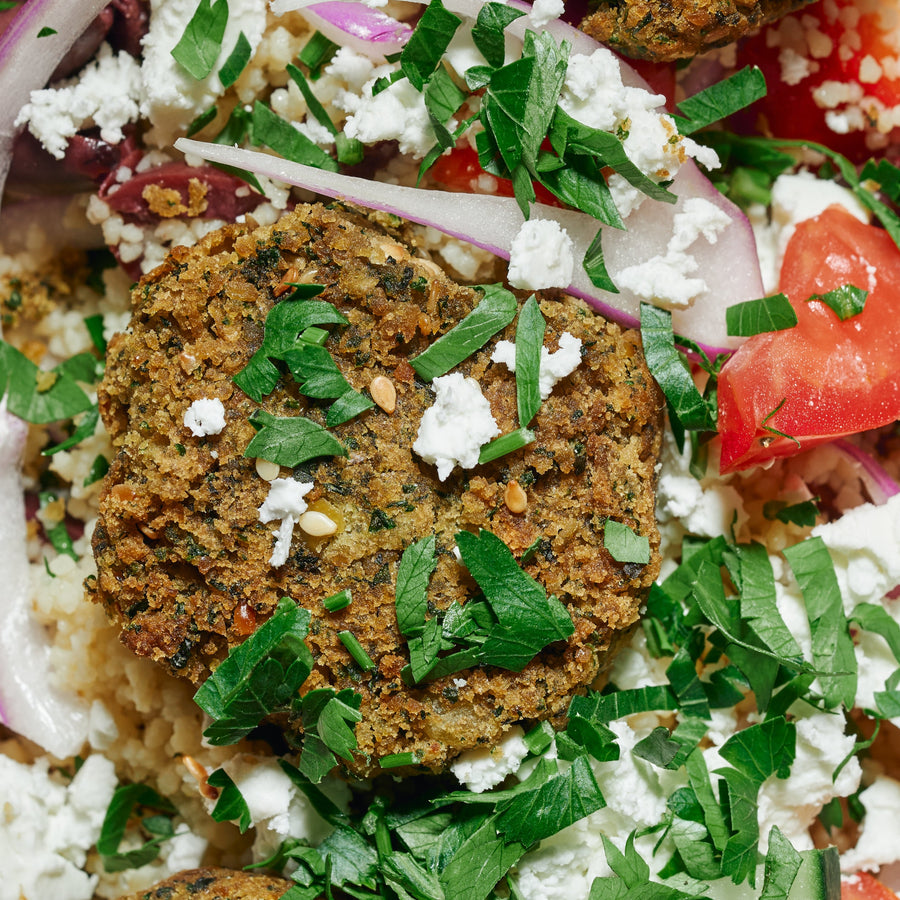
309,2 -> 412,43
833,438 -> 900,502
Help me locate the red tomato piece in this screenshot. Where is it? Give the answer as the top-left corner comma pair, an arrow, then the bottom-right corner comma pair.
429,144 -> 560,205
717,205 -> 900,472
843,872 -> 900,900
733,0 -> 900,162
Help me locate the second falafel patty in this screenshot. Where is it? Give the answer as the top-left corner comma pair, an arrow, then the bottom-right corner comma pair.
88,203 -> 664,775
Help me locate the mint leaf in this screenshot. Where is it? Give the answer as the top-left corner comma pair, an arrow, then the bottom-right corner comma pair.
673,66 -> 767,136
807,283 -> 868,321
410,284 -> 518,380
725,293 -> 798,337
194,597 -> 313,745
784,536 -> 857,709
515,296 -> 544,427
244,409 -> 346,467
207,768 -> 252,832
219,31 -> 252,87
171,0 -> 228,80
604,520 -> 651,565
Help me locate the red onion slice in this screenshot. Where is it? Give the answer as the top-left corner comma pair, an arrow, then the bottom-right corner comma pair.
0,0 -> 109,206
272,0 -> 412,60
176,138 -> 760,353
832,439 -> 900,506
0,408 -> 89,758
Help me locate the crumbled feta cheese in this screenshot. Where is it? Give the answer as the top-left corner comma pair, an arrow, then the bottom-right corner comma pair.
507,220 -> 575,291
529,0 -> 565,28
140,0 -> 268,147
560,49 -> 719,218
258,477 -> 314,567
343,75 -> 439,158
183,398 -> 226,437
1,753 -> 117,900
413,374 -> 499,481
15,45 -> 143,159
450,727 -> 529,792
839,776 -> 900,873
615,198 -> 733,310
756,709 -> 861,852
492,332 -> 582,399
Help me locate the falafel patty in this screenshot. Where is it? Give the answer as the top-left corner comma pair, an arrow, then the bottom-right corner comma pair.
117,867 -> 292,899
88,203 -> 664,775
581,0 -> 816,60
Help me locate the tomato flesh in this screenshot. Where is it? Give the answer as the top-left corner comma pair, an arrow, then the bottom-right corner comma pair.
717,205 -> 900,472
734,0 -> 900,162
843,872 -> 900,900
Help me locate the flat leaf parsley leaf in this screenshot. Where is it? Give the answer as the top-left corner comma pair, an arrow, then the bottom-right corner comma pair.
194,597 -> 313,745
171,0 -> 228,80
244,409 -> 347,467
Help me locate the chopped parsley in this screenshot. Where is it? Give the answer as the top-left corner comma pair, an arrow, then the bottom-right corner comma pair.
170,0 -> 228,80
218,30 -> 251,88
97,783 -> 177,873
725,293 -> 798,337
807,283 -> 869,321
603,519 -> 651,565
244,409 -> 347,468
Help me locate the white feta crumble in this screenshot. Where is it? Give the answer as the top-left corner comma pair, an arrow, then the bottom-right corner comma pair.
343,75 -> 439,158
450,727 -> 529,793
212,755 -> 339,864
1,753 -> 117,900
492,331 -> 582,400
507,219 -> 575,291
412,373 -> 499,481
183,398 -> 227,437
529,0 -> 565,27
258,477 -> 314,567
15,45 -> 143,159
839,776 -> 900,873
615,198 -> 733,310
560,48 -> 719,219
756,709 -> 861,852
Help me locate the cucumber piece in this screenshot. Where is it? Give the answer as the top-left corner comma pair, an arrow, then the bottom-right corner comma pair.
787,847 -> 840,900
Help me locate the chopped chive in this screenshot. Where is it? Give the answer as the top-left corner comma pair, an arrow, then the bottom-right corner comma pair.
478,427 -> 535,465
300,326 -> 329,347
338,630 -> 376,671
187,105 -> 218,137
297,31 -> 339,78
380,751 -> 421,769
323,589 -> 352,612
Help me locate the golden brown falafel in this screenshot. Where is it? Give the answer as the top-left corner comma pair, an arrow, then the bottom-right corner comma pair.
581,0 -> 817,60
116,867 -> 293,899
88,203 -> 664,776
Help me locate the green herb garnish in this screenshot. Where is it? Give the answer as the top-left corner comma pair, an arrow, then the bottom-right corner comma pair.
37,25 -> 56,37
251,101 -> 339,171
603,519 -> 650,565
478,426 -> 536,465
244,409 -> 347,468
298,30 -> 339,77
807,284 -> 868,321
410,284 -> 518,381
323,589 -> 352,612
725,293 -> 798,337
672,66 -> 767,136
218,30 -> 252,87
338,630 -> 377,671
207,768 -> 252,832
514,296 -> 544,427
97,783 -> 177,873
171,0 -> 228,80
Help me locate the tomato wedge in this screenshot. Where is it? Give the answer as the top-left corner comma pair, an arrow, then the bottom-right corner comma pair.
843,872 -> 900,900
717,205 -> 900,472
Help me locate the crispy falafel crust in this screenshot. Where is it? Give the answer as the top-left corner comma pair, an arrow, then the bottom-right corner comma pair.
581,0 -> 816,61
88,203 -> 664,776
116,867 -> 292,899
